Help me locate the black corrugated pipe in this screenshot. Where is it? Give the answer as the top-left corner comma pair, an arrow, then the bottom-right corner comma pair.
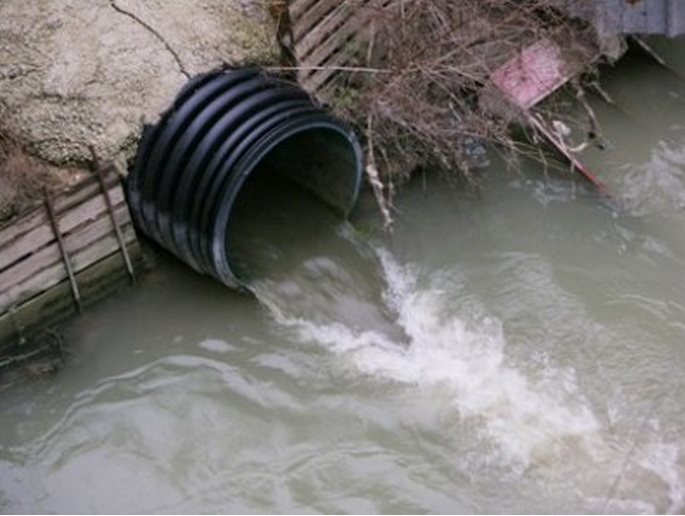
126,67 -> 363,289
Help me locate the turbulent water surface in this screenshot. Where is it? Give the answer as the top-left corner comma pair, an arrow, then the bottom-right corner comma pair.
1,46 -> 685,514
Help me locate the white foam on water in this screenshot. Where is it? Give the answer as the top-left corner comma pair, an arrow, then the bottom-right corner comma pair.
254,246 -> 604,470
252,238 -> 685,511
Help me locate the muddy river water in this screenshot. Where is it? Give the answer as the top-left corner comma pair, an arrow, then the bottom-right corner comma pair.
1,45 -> 685,513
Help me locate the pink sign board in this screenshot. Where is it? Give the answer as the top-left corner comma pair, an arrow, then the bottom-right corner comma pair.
490,38 -> 567,109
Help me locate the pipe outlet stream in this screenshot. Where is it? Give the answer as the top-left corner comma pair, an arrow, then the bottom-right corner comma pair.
126,67 -> 363,289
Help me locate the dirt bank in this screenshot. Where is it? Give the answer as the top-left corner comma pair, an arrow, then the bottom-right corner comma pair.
0,0 -> 279,222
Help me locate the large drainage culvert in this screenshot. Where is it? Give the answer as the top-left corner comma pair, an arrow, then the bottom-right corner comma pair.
126,67 -> 363,290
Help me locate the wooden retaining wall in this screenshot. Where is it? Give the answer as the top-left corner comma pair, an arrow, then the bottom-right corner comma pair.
288,0 -> 389,99
0,166 -> 141,353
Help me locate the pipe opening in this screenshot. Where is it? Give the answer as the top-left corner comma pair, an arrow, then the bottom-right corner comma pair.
226,152 -> 342,285
222,126 -> 362,286
126,68 -> 363,290
256,127 -> 362,217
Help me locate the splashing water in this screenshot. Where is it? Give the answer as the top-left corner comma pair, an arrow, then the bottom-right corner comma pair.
217,134 -> 685,510
252,240 -> 604,470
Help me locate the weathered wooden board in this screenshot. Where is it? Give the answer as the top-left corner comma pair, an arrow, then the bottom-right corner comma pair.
295,1 -> 357,60
290,0 -> 318,22
0,171 -> 119,254
0,214 -> 135,313
292,0 -> 337,42
289,0 -> 388,96
0,165 -> 141,351
0,203 -> 130,292
0,183 -> 124,273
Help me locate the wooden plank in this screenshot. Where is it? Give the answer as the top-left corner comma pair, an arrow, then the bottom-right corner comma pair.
0,173 -> 120,247
0,223 -> 136,315
0,168 -> 119,244
292,0 -> 339,43
312,78 -> 340,104
95,166 -> 136,282
298,13 -> 367,78
292,0 -> 395,96
298,3 -> 391,92
0,164 -> 140,354
0,242 -> 142,351
0,221 -> 136,314
289,0 -> 321,23
0,182 -> 99,249
0,183 -> 125,272
60,185 -> 126,235
45,189 -> 82,312
0,216 -> 54,271
295,1 -> 357,61
0,204 -> 132,301
300,47 -> 357,93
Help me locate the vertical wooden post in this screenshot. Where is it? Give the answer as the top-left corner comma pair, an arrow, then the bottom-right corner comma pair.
89,146 -> 136,283
97,168 -> 136,283
44,188 -> 82,313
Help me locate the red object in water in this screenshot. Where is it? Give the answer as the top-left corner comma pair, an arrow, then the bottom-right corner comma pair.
527,115 -> 609,194
491,38 -> 609,194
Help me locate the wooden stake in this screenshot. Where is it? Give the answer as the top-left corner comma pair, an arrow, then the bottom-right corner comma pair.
44,188 -> 82,313
89,146 -> 135,283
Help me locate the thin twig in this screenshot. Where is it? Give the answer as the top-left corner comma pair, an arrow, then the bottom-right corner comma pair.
365,115 -> 393,230
266,65 -> 390,74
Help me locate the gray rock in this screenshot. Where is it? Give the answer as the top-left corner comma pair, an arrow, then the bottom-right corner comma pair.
0,0 -> 279,172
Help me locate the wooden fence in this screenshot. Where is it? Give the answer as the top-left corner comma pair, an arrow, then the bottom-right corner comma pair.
288,0 -> 389,98
0,166 -> 141,352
